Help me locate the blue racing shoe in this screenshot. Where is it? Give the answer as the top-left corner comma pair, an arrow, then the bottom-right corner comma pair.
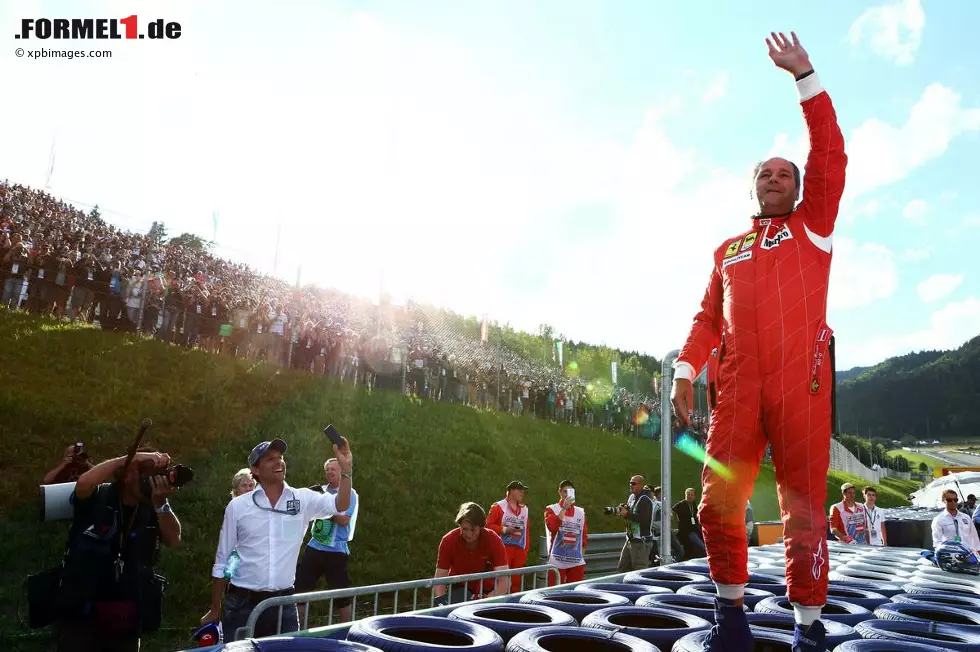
792,620 -> 827,652
701,598 -> 753,652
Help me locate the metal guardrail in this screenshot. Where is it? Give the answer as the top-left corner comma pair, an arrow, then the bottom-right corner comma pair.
238,563 -> 561,640
536,532 -> 627,578
660,349 -> 679,565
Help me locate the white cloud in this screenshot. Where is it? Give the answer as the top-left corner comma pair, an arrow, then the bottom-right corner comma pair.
701,73 -> 728,104
904,246 -> 933,262
844,83 -> 980,203
828,238 -> 899,310
917,274 -> 965,303
844,297 -> 980,366
848,0 -> 925,66
902,199 -> 929,225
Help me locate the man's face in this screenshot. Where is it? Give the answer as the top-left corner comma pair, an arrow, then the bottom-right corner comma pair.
755,157 -> 798,213
508,488 -> 525,504
843,487 -> 856,503
945,493 -> 959,509
459,520 -> 481,544
324,460 -> 340,486
252,449 -> 286,485
685,489 -> 695,502
864,490 -> 877,507
630,476 -> 643,496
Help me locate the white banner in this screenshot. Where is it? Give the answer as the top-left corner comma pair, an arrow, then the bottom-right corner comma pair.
611,361 -> 618,385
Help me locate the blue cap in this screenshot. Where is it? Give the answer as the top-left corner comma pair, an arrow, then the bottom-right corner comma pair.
248,438 -> 287,467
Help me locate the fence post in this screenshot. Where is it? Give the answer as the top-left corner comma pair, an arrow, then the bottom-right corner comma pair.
660,349 -> 679,565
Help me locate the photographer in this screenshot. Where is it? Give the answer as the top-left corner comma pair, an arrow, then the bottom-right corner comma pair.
615,475 -> 655,572
53,450 -> 181,651
43,443 -> 95,485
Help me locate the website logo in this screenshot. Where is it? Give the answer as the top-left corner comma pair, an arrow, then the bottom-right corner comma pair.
15,16 -> 182,40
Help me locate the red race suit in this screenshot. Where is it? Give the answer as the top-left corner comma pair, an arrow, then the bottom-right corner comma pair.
673,72 -> 847,608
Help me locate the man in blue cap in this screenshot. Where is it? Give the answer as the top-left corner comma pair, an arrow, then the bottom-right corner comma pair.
202,434 -> 353,641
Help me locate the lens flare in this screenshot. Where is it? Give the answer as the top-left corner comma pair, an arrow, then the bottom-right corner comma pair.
633,406 -> 649,425
675,432 -> 734,481
568,361 -> 579,371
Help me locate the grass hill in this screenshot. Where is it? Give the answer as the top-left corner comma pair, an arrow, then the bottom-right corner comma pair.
837,335 -> 980,440
0,309 -> 920,652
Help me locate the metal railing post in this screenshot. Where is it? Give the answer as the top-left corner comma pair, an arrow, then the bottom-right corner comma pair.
660,349 -> 679,565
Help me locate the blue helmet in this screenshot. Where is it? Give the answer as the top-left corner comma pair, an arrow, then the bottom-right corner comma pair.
936,541 -> 980,575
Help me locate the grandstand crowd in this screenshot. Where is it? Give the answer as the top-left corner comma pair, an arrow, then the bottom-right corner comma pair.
1,180 -> 708,437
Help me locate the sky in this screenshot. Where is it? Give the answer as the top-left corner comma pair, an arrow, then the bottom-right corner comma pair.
1,0 -> 978,370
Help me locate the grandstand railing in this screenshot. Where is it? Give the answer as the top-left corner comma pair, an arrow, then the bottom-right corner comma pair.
659,349 -> 679,565
239,564 -> 561,640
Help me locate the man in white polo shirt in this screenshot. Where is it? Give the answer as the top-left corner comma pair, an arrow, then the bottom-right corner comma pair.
933,488 -> 980,556
201,435 -> 353,641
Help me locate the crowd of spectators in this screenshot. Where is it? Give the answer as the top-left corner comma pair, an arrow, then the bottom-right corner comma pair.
2,180 -> 709,438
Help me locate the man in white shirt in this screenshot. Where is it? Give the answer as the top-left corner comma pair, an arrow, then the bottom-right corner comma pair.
933,489 -> 980,556
202,436 -> 354,641
862,487 -> 886,547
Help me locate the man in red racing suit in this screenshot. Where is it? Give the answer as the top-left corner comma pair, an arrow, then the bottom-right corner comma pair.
670,32 -> 846,652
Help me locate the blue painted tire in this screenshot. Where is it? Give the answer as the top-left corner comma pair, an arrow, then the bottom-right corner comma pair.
890,592 -> 980,610
873,602 -> 980,628
753,596 -> 872,626
834,640 -> 960,652
634,593 -> 746,624
519,589 -> 630,622
347,615 -> 504,651
506,625 -> 659,652
825,583 -> 890,610
220,639 -> 382,651
622,569 -> 708,591
744,612 -> 858,647
447,603 -> 575,643
854,619 -> 980,651
581,605 -> 710,647
676,583 -> 774,608
575,582 -> 672,603
671,625 -> 793,651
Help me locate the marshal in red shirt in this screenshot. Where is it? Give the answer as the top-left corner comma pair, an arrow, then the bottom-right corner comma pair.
436,527 -> 507,595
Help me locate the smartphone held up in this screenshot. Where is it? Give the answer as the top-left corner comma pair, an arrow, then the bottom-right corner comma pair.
323,424 -> 346,450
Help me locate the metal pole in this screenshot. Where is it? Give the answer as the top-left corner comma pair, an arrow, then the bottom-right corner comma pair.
660,349 -> 679,565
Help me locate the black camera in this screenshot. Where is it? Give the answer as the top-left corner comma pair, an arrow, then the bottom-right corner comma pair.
603,505 -> 625,515
138,463 -> 194,500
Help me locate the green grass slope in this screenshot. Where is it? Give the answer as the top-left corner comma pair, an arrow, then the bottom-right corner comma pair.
0,310 -> 919,651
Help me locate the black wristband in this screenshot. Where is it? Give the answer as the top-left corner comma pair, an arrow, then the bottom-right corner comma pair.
795,69 -> 815,81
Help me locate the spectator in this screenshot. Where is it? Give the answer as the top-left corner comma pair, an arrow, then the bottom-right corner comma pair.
861,487 -> 886,547
746,500 -> 759,548
204,436 -> 353,641
544,480 -> 588,585
673,487 -> 705,560
486,480 -> 531,594
617,475 -> 655,572
53,449 -> 181,651
433,502 -> 509,605
829,483 -> 868,545
43,443 -> 95,485
230,468 -> 254,498
295,458 -> 360,623
932,489 -> 980,556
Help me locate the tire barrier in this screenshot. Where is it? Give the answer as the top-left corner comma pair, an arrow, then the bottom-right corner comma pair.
743,612 -> 859,648
753,596 -> 873,626
347,615 -> 504,652
911,567 -> 980,588
671,625 -> 795,652
518,589 -> 630,623
217,639 -> 383,651
854,619 -> 980,651
580,605 -> 711,648
844,562 -> 915,578
825,578 -> 907,598
622,569 -> 709,591
676,583 -> 775,609
890,591 -> 980,610
834,640 -> 961,652
902,578 -> 980,596
873,602 -> 980,628
831,567 -> 906,583
504,625 -> 660,652
634,593 -> 746,624
447,604 -> 576,643
825,584 -> 891,610
574,582 -> 672,603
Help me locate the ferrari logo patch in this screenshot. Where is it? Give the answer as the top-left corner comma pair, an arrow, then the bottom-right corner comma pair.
741,232 -> 758,251
724,239 -> 742,257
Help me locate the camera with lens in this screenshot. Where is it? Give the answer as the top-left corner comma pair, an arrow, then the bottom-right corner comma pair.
138,461 -> 194,500
603,504 -> 626,515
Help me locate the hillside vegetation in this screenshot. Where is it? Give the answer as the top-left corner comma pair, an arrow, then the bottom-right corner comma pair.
0,310 -> 918,652
837,335 -> 980,440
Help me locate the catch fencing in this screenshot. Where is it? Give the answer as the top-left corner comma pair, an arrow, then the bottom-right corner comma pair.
829,439 -> 911,483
